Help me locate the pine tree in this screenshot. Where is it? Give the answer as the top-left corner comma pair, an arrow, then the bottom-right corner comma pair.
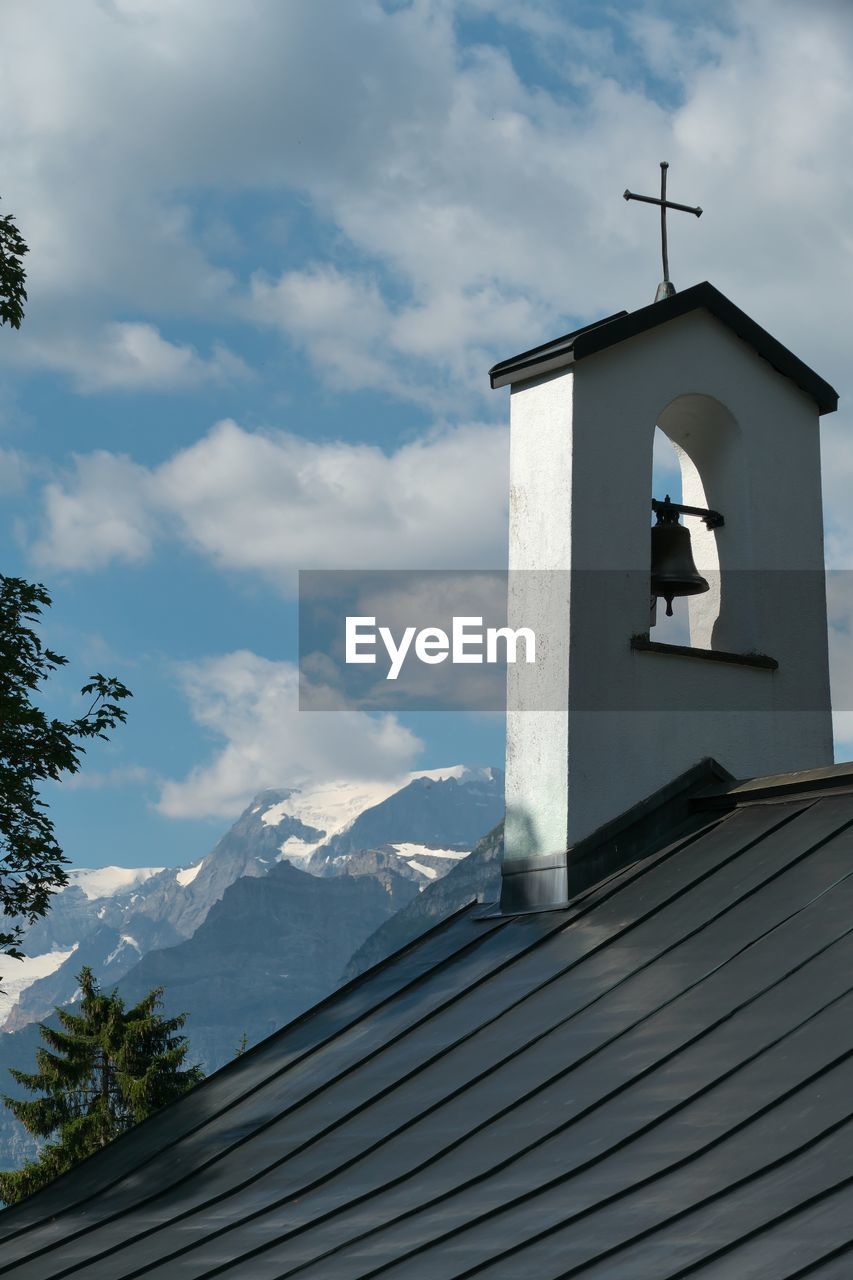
0,967 -> 204,1205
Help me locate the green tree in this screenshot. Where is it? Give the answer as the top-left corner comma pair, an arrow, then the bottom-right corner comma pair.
0,966 -> 204,1204
0,197 -> 27,329
1,575 -> 132,962
0,200 -> 131,965
0,202 -> 131,962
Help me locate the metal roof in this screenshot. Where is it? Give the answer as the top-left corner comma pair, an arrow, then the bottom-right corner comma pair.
489,281 -> 839,414
3,763 -> 853,1277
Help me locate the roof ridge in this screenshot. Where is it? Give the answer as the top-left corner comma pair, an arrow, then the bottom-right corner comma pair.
489,281 -> 838,414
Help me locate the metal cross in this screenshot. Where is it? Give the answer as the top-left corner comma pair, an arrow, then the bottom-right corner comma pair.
624,161 -> 702,301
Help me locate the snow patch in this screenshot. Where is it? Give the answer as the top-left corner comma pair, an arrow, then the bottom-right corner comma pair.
176,860 -> 204,887
407,860 -> 439,879
104,935 -> 140,967
277,836 -> 318,865
261,778 -> 394,837
411,765 -> 495,784
64,865 -> 164,901
0,945 -> 78,1029
389,843 -> 469,862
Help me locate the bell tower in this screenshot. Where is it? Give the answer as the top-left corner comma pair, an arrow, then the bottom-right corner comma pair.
490,281 -> 838,911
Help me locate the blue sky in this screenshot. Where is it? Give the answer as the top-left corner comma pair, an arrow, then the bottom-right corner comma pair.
1,0 -> 852,868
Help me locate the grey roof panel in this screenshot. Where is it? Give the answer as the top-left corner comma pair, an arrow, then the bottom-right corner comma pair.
3,774 -> 853,1277
0,904 -> 512,1238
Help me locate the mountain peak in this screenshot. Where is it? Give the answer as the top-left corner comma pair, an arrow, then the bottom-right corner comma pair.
245,787 -> 296,813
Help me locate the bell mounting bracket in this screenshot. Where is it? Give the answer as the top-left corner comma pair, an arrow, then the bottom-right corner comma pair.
652,495 -> 724,530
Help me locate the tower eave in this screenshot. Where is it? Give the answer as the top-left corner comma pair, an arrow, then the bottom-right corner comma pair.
489,281 -> 839,415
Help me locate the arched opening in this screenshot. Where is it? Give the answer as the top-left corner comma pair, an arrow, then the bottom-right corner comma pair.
654,394 -> 755,653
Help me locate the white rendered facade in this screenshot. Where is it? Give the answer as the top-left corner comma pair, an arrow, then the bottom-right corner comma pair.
503,304 -> 834,871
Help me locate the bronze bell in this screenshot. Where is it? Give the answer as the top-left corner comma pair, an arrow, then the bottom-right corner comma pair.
651,495 -> 710,616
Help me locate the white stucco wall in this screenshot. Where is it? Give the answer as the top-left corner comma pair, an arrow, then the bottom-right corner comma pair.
504,371 -> 572,865
504,307 -> 833,859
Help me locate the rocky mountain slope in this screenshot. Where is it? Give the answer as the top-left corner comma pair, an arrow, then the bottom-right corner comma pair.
343,822 -> 503,979
115,860 -> 418,1072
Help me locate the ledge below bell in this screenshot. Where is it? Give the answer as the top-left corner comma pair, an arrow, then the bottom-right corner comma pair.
630,635 -> 779,671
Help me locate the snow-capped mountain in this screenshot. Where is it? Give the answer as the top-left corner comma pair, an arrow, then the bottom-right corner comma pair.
0,765 -> 503,1033
0,867 -> 171,1029
64,865 -> 165,900
259,765 -> 501,867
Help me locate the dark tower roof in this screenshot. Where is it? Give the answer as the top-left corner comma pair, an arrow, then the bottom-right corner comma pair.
3,761 -> 853,1276
489,281 -> 839,414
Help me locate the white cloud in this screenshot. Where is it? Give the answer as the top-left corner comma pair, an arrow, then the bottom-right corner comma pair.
15,322 -> 249,393
4,4 -> 851,576
59,764 -> 153,792
30,450 -> 157,569
0,0 -> 851,416
29,417 -> 508,580
249,266 -> 401,396
156,650 -> 422,819
0,447 -> 30,494
0,0 -> 462,335
248,264 -> 540,402
223,0 -> 853,437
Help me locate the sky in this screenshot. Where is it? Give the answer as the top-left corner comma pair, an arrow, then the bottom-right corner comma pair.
1,0 -> 853,868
